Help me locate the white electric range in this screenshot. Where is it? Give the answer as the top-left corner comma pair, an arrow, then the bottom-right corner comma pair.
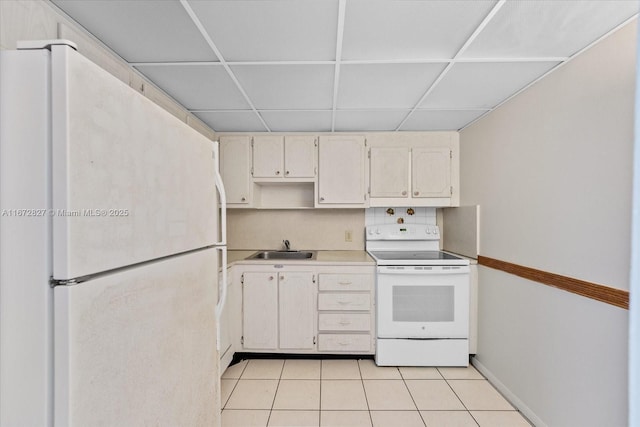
366,224 -> 470,366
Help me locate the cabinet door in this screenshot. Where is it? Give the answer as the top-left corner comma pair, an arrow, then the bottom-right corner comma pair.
242,272 -> 278,349
253,135 -> 284,178
369,147 -> 410,198
318,136 -> 366,205
284,136 -> 316,178
220,136 -> 252,204
278,272 -> 315,349
412,147 -> 451,198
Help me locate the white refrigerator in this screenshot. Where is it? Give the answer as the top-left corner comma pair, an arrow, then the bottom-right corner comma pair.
0,41 -> 227,426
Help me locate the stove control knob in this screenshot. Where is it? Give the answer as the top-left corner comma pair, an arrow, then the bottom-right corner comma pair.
425,228 -> 431,234
375,228 -> 381,235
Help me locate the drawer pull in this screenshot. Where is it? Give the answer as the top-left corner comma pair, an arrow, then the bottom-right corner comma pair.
338,320 -> 352,326
338,342 -> 349,346
338,281 -> 352,285
337,301 -> 350,305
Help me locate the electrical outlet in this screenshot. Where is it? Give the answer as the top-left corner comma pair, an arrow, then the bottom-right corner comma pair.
345,230 -> 353,242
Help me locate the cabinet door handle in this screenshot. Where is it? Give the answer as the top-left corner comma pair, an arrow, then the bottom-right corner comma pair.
279,276 -> 284,280
401,191 -> 407,196
414,191 -> 419,196
269,276 -> 274,281
285,170 -> 290,175
241,196 -> 246,202
320,197 -> 325,202
276,170 -> 280,175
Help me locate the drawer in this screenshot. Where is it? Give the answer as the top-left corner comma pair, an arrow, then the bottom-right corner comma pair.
318,274 -> 372,291
318,334 -> 371,352
318,293 -> 370,311
318,313 -> 371,332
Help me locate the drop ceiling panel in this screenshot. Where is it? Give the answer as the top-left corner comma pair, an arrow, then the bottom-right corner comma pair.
134,65 -> 249,110
51,1 -> 639,133
338,63 -> 447,109
52,0 -> 217,62
342,0 -> 497,60
231,65 -> 335,110
261,111 -> 332,132
334,110 -> 408,132
462,0 -> 639,58
194,112 -> 267,132
420,62 -> 559,109
188,0 -> 338,61
400,110 -> 489,131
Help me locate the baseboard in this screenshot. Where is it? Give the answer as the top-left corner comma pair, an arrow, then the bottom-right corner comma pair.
471,357 -> 547,427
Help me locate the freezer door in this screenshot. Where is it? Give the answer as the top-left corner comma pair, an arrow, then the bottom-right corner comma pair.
50,45 -> 218,280
54,248 -> 219,426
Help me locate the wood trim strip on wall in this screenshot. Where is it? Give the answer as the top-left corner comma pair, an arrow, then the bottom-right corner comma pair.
477,255 -> 629,310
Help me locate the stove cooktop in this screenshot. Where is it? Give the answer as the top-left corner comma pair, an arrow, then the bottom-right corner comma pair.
368,250 -> 470,266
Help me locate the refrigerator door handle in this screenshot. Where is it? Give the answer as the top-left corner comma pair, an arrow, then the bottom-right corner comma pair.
215,246 -> 228,321
213,141 -> 227,246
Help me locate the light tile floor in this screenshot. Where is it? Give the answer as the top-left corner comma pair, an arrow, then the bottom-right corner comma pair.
221,358 -> 532,427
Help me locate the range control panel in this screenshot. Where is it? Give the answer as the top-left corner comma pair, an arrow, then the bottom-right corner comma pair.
366,224 -> 440,241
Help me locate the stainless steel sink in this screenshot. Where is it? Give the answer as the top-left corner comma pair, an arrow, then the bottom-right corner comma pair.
247,250 -> 316,260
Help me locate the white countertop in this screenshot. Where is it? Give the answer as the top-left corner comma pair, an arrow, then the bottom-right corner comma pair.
227,250 -> 375,267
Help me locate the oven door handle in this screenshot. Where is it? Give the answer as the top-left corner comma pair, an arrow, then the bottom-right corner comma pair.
377,266 -> 470,275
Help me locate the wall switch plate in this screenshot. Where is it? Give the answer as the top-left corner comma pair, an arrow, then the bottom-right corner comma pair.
345,230 -> 353,242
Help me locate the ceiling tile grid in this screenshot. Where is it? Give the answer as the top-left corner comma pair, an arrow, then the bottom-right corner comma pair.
52,0 -> 640,133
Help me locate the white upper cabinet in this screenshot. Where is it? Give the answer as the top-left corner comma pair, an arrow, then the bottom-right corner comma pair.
220,136 -> 252,206
252,135 -> 284,178
218,131 -> 459,209
412,147 -> 451,198
368,132 -> 459,207
252,135 -> 316,179
369,147 -> 410,198
284,136 -> 316,178
317,135 -> 367,207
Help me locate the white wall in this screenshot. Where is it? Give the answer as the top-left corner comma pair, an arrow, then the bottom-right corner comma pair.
460,19 -> 636,427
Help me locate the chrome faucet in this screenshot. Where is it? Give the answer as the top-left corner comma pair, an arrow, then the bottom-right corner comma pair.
283,240 -> 291,251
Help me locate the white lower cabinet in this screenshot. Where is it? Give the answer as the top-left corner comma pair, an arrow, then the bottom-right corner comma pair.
239,264 -> 375,355
279,271 -> 315,350
318,313 -> 371,331
316,268 -> 375,354
317,293 -> 370,311
318,334 -> 372,352
241,269 -> 316,352
242,272 -> 279,350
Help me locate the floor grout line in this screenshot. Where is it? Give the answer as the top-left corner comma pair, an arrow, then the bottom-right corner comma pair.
355,359 -> 375,427
319,360 -> 323,426
266,360 -> 287,425
400,368 -> 427,427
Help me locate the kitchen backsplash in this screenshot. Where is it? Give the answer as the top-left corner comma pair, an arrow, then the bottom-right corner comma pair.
365,207 -> 437,226
228,207 -> 440,251
227,209 -> 366,250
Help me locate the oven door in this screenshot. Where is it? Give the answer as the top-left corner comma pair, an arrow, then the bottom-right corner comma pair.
376,265 -> 469,339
